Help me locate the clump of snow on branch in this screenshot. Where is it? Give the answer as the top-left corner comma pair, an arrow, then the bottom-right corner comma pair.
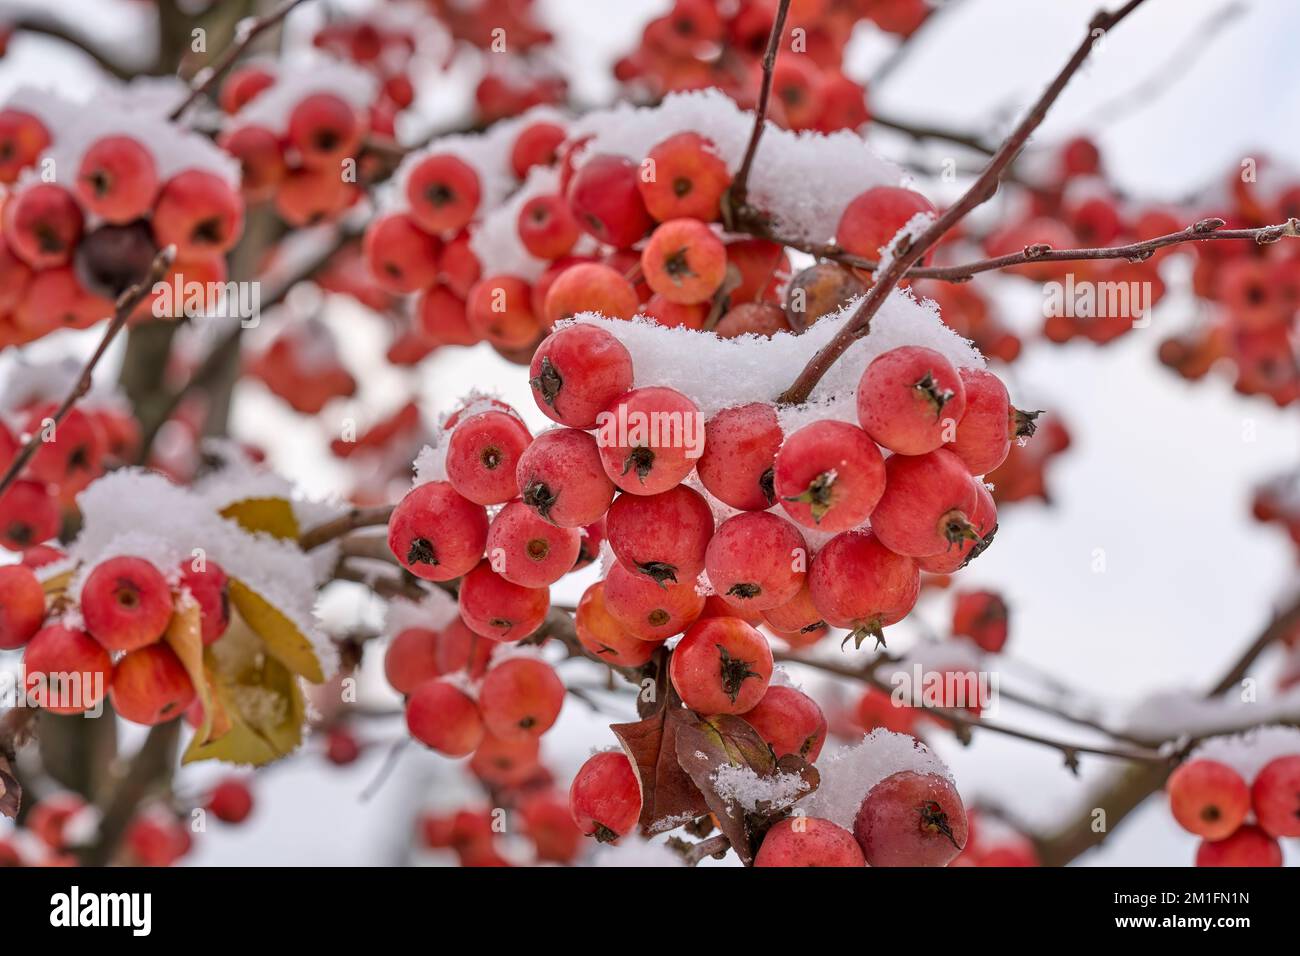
874,210 -> 937,275
712,764 -> 810,812
1188,725 -> 1300,780
800,729 -> 953,831
64,469 -> 338,678
569,89 -> 904,244
6,83 -> 239,188
384,589 -> 460,639
1121,686 -> 1300,743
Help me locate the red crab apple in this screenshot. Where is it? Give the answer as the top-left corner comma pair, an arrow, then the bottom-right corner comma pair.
743,686 -> 827,761
714,302 -> 793,338
470,732 -> 542,790
1195,825 -> 1282,867
755,817 -> 865,867
384,627 -> 441,695
705,511 -> 807,612
325,726 -> 362,765
416,285 -> 476,345
948,368 -> 1013,475
434,616 -> 495,678
81,556 -> 174,653
566,153 -> 652,249
528,324 -> 634,429
568,751 -> 641,842
836,186 -> 937,262
219,125 -> 287,202
517,193 -> 580,259
111,643 -> 196,725
1167,759 -> 1250,840
0,479 -> 60,551
27,792 -> 85,850
951,589 -> 1009,653
510,121 -> 566,178
808,530 -> 920,649
405,679 -> 484,756
641,294 -> 707,329
870,449 -> 982,558
478,657 -> 565,740
125,812 -> 191,866
541,261 -> 639,325
207,778 -> 254,824
729,239 -> 790,306
152,170 -> 244,259
363,213 -> 442,294
669,616 -> 773,715
596,386 -> 703,496
697,402 -> 782,511
387,480 -> 489,582
220,65 -> 275,113
603,562 -> 704,642
3,183 -> 84,269
606,484 -> 714,586
519,790 -> 583,864
485,500 -> 582,587
640,218 -> 727,305
915,478 -> 997,573
445,409 -> 532,505
761,582 -> 825,636
853,770 -> 968,867
465,274 -> 541,350
637,131 -> 731,222
287,92 -> 361,170
0,562 -> 45,650
857,346 -> 967,456
406,153 -> 481,234
0,108 -> 50,182
1251,755 -> 1300,838
784,262 -> 866,331
177,560 -> 230,645
76,135 -> 158,224
23,404 -> 103,491
774,420 -> 885,532
516,427 -> 616,528
457,559 -> 550,641
23,624 -> 111,715
275,163 -> 357,227
574,581 -> 662,667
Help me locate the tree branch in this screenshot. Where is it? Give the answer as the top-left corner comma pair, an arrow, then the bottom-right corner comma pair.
300,506 -> 396,550
5,17 -> 138,80
725,0 -> 791,222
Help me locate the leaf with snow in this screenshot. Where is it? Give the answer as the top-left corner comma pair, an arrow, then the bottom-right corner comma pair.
610,682 -> 709,835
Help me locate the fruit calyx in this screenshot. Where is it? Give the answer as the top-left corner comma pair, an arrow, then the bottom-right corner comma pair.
716,642 -> 762,704
1012,407 -> 1042,439
635,560 -> 679,587
622,446 -> 656,482
912,371 -> 955,420
784,470 -> 836,523
521,479 -> 558,520
407,537 -> 439,566
529,356 -> 563,408
918,800 -> 962,850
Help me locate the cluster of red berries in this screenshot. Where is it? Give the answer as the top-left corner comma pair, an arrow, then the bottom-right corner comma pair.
0,554 -> 229,727
217,67 -> 374,226
0,106 -> 245,347
1166,754 -> 1300,866
614,0 -> 924,132
1252,472 -> 1300,561
418,789 -> 582,867
310,18 -> 420,138
244,316 -> 358,415
0,393 -> 139,551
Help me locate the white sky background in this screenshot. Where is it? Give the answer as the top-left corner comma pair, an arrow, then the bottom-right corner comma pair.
0,0 -> 1297,866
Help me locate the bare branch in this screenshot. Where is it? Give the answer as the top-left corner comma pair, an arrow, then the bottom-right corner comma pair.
725,0 -> 791,222
300,507 -> 396,550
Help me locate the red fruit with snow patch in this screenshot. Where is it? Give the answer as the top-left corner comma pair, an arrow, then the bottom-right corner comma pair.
153,170 -> 243,259
516,427 -> 615,528
457,559 -> 550,641
110,643 -> 195,725
637,131 -> 731,222
774,420 -> 884,532
446,409 -> 532,505
529,324 -> 634,429
743,685 -> 827,761
406,153 -> 481,234
405,679 -> 484,756
486,500 -> 581,587
177,561 -> 230,645
607,484 -> 714,587
3,184 -> 83,269
871,449 -> 982,558
510,121 -> 566,179
77,136 -> 158,224
363,213 -> 441,294
288,92 -> 361,170
81,556 -> 173,653
755,817 -> 864,867
596,387 -> 702,496
602,563 -> 704,642
541,261 -> 639,326
854,770 -> 968,867
808,530 -> 919,649
566,154 -> 652,249
641,218 -> 727,305
670,616 -> 773,715
705,511 -> 806,613
569,751 -> 641,841
1167,759 -> 1250,840
857,346 -> 966,456
478,657 -> 565,740
835,186 -> 937,261
387,480 -> 489,582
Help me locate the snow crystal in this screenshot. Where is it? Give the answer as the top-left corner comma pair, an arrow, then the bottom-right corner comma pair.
711,764 -> 810,812
587,834 -> 685,867
227,54 -> 378,136
568,89 -> 904,244
70,469 -> 337,679
799,729 -> 953,831
411,442 -> 447,486
1188,725 -> 1300,781
567,284 -> 982,424
1121,686 -> 1300,743
873,210 -> 937,276
384,588 -> 460,638
769,665 -> 804,692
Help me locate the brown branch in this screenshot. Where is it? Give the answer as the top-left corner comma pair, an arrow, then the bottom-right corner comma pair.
5,17 -> 138,80
331,561 -> 427,601
0,246 -> 176,500
869,113 -> 996,156
775,0 -> 1151,406
680,834 -> 730,865
300,506 -> 396,550
169,0 -> 313,122
725,0 -> 791,221
80,720 -> 180,866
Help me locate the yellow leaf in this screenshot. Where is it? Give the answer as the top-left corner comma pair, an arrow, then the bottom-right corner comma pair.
220,498 -> 300,541
228,580 -> 325,683
41,569 -> 74,597
164,600 -> 214,744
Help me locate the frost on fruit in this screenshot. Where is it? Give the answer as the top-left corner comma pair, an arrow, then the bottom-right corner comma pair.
800,729 -> 953,832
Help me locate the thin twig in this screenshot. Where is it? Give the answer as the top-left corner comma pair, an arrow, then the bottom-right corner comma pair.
6,17 -> 137,79
300,507 -> 396,550
869,113 -> 996,156
776,0 -> 1151,406
0,246 -> 176,500
169,0 -> 313,122
725,0 -> 791,221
